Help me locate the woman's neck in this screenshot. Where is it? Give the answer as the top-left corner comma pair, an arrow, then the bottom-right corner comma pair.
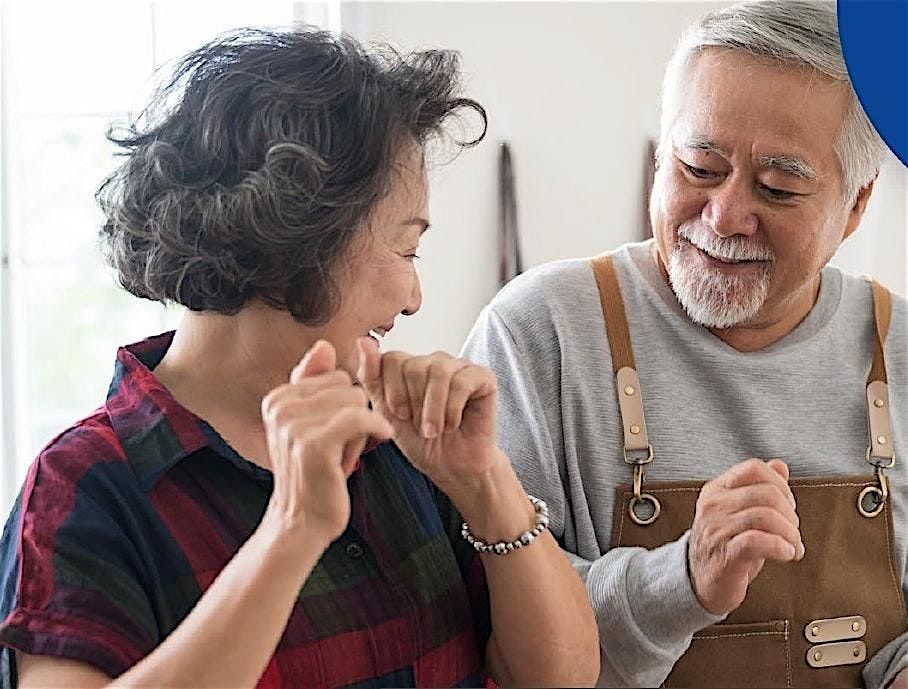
154,304 -> 319,426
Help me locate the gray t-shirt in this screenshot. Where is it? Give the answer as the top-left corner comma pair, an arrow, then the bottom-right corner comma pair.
461,239 -> 907,688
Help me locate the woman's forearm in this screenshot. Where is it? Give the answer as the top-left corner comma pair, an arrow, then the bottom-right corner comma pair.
446,455 -> 600,688
112,510 -> 328,689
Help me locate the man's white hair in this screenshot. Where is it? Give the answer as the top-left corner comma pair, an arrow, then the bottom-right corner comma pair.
657,0 -> 886,204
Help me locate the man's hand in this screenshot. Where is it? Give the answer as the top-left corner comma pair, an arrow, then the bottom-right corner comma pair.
889,667 -> 908,689
689,458 -> 805,615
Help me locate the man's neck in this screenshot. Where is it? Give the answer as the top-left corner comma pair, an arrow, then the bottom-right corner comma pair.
708,282 -> 819,352
650,243 -> 820,353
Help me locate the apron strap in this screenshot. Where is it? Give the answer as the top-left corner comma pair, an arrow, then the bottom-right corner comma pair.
866,279 -> 894,466
592,254 -> 896,519
590,254 -> 652,456
868,279 -> 891,384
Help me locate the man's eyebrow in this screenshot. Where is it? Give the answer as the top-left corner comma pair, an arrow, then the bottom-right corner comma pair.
759,154 -> 817,181
677,137 -> 730,158
677,136 -> 818,181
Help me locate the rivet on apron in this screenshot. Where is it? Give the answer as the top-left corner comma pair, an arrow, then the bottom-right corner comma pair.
873,398 -> 885,408
811,626 -> 820,637
630,424 -> 641,435
623,385 -> 635,396
877,435 -> 887,445
813,651 -> 823,662
852,621 -> 861,633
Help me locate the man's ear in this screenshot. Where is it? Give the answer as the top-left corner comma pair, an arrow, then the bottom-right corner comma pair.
842,174 -> 877,241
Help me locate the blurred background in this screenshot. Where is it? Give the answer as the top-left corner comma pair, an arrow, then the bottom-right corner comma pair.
1,1 -> 905,515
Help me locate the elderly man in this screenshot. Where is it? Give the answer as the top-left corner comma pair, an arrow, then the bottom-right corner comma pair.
462,1 -> 906,687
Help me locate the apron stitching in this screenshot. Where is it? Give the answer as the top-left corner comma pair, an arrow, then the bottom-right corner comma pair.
784,620 -> 792,689
617,495 -> 628,544
883,505 -> 905,617
621,482 -> 873,499
693,631 -> 787,639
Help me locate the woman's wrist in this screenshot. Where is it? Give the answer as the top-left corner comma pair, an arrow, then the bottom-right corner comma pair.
256,503 -> 338,570
443,452 -> 538,543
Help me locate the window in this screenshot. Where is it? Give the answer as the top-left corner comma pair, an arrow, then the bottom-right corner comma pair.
0,2 -> 319,514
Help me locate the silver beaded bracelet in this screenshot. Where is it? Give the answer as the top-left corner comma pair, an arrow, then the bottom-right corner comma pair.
460,495 -> 550,555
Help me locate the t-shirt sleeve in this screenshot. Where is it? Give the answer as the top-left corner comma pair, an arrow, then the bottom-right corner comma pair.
0,436 -> 160,685
460,305 -> 568,538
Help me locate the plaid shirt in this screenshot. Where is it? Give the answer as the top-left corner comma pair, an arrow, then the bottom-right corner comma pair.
0,333 -> 490,688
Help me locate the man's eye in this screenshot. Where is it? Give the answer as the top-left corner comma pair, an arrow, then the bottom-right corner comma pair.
683,163 -> 716,179
760,184 -> 797,200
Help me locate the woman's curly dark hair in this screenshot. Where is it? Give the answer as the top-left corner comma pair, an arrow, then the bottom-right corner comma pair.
97,28 -> 486,324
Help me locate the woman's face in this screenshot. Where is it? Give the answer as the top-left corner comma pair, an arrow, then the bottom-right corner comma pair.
326,146 -> 429,375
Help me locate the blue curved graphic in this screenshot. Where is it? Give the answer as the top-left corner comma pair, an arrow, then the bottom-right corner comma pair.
837,0 -> 908,166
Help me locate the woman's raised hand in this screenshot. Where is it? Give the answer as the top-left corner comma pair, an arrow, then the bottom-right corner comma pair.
356,337 -> 503,495
261,340 -> 393,546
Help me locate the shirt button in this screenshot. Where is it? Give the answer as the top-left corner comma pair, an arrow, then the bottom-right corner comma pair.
345,542 -> 365,559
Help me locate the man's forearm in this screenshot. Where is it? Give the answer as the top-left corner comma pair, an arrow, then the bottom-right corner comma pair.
574,532 -> 725,687
864,630 -> 908,689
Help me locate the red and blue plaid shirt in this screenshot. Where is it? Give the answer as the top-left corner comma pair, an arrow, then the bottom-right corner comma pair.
0,333 -> 491,688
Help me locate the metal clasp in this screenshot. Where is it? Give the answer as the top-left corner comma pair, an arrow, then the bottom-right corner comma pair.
623,444 -> 654,466
628,463 -> 661,526
865,444 -> 895,470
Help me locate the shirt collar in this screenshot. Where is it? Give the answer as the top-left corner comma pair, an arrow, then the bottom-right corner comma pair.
105,332 -> 380,490
105,332 -> 212,490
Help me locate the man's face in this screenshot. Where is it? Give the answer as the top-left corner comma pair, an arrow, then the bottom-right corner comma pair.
650,48 -> 863,331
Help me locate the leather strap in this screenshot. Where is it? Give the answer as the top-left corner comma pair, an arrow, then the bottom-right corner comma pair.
591,254 -> 636,373
590,254 -> 651,454
591,256 -> 896,469
866,279 -> 894,463
868,279 -> 891,385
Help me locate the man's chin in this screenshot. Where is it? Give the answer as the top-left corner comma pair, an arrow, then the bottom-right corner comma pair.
668,260 -> 769,330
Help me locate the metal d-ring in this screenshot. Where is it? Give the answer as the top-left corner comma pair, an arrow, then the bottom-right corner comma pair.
857,468 -> 889,518
629,493 -> 661,525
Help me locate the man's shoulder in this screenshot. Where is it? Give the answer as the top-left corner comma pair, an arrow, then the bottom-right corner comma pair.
835,267 -> 908,319
498,256 -> 595,300
489,243 -> 649,316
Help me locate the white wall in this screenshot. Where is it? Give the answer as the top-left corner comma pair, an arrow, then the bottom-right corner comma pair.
343,1 -> 908,357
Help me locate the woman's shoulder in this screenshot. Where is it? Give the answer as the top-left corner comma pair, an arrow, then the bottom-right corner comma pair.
27,407 -> 135,499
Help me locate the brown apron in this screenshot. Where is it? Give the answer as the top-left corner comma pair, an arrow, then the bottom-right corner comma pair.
591,254 -> 906,688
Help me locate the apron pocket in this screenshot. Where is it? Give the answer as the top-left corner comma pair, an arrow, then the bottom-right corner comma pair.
664,620 -> 791,689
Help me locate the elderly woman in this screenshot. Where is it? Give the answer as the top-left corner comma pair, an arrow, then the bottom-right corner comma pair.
0,28 -> 598,689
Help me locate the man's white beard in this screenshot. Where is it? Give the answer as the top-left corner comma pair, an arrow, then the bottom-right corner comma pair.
667,225 -> 774,330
